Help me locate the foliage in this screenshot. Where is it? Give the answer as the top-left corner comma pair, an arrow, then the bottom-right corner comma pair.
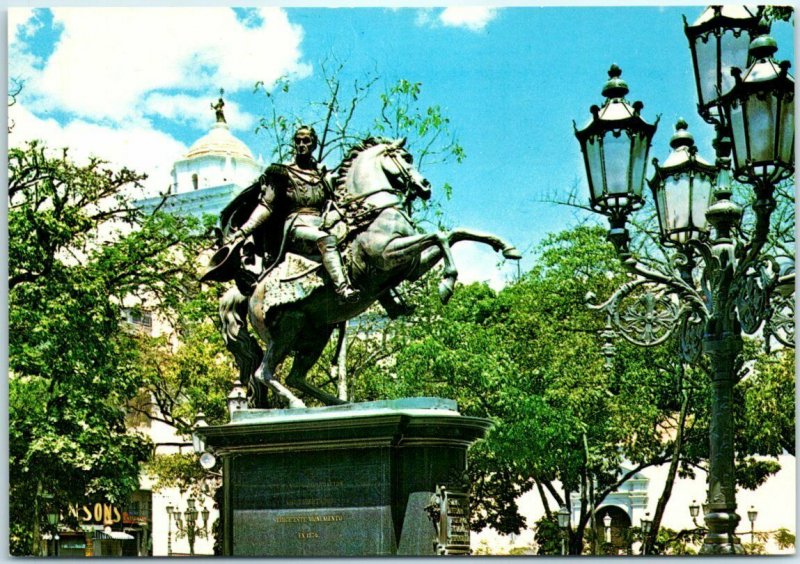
344,226 -> 694,553
132,287 -> 236,434
532,514 -> 563,555
8,141 -> 211,555
253,58 -> 464,233
143,453 -> 209,496
739,348 -> 795,457
773,527 -> 796,550
651,526 -> 704,555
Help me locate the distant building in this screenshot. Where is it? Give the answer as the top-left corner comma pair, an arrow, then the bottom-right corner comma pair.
136,104 -> 263,218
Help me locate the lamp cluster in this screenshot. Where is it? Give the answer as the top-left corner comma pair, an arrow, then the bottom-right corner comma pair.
574,5 -> 793,556
575,6 -> 793,252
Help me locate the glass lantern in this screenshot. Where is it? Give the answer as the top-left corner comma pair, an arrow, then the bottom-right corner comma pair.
720,28 -> 795,187
575,65 -> 659,225
649,119 -> 717,246
684,5 -> 761,124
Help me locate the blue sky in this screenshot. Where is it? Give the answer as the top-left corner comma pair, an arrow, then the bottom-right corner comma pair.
8,6 -> 795,287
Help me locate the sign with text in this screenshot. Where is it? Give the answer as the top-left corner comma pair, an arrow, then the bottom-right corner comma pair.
69,503 -> 122,526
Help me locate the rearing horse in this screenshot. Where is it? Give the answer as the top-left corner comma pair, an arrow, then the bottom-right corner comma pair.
221,137 -> 520,407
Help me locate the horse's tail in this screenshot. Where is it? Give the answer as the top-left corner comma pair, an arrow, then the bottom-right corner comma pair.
220,286 -> 264,395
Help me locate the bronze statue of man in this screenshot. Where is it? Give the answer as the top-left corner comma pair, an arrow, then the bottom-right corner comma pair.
211,97 -> 226,123
223,125 -> 359,302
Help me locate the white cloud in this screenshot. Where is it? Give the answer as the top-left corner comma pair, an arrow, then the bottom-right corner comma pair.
142,93 -> 257,133
439,7 -> 498,32
9,103 -> 187,198
16,7 -> 310,124
452,243 -> 517,291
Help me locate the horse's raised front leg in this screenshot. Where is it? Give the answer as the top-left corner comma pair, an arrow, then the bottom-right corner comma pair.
403,228 -> 522,302
381,232 -> 458,303
446,228 -> 522,260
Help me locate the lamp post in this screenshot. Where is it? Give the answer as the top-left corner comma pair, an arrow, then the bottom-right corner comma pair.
557,505 -> 570,556
603,513 -> 612,546
169,497 -> 211,556
165,504 -> 174,557
575,7 -> 794,556
640,512 -> 652,556
689,499 -> 701,527
46,507 -> 59,557
747,506 -> 757,545
227,380 -> 248,419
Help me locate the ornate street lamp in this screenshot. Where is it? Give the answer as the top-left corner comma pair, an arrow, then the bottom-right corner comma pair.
689,499 -> 701,526
169,497 -> 212,556
575,8 -> 794,557
747,505 -> 757,544
719,23 -> 795,191
649,119 -> 717,248
574,64 -> 659,253
640,512 -> 652,556
557,505 -> 570,555
192,411 -> 208,454
684,5 -> 761,125
603,513 -> 612,545
46,507 -> 59,557
165,504 -> 174,556
227,379 -> 248,418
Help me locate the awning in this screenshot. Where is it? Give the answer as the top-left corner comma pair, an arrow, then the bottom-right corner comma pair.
94,530 -> 135,541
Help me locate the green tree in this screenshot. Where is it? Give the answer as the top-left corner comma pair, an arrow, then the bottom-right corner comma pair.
8,141 -> 210,555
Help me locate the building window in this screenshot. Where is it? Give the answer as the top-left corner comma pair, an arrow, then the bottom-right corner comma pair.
192,173 -> 198,190
122,308 -> 153,335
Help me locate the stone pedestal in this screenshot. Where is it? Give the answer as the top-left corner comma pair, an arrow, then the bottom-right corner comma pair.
198,398 -> 492,556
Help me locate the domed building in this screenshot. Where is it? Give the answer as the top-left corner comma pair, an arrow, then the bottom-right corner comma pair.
138,96 -> 263,218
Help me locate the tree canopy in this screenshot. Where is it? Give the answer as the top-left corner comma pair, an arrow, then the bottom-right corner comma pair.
8,141 -> 212,555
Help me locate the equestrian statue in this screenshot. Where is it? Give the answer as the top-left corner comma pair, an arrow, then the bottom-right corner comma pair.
201,125 -> 521,408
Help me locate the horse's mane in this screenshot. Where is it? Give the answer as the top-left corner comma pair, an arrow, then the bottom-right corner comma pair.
333,137 -> 394,200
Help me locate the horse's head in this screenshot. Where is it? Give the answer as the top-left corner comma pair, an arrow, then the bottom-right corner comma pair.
380,138 -> 431,202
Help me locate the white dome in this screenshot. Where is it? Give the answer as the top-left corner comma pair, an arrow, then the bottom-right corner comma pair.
185,122 -> 255,162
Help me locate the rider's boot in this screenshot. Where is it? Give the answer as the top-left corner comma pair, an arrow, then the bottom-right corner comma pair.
317,236 -> 361,303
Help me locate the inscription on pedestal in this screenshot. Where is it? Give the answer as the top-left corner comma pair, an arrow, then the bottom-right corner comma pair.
234,508 -> 395,555
231,448 -> 396,555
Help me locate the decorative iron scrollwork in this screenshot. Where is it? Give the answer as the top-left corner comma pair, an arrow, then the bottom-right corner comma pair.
765,292 -> 795,349
732,267 -> 772,335
612,285 -> 680,347
679,308 -> 706,363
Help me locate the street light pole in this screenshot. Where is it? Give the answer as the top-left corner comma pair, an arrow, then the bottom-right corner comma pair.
574,7 -> 794,556
557,505 -> 570,556
640,513 -> 652,556
165,504 -> 174,557
747,506 -> 758,546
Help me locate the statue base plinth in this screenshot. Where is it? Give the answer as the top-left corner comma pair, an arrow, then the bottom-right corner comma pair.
199,398 -> 492,556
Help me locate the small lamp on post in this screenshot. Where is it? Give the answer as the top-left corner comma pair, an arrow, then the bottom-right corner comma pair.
603,513 -> 612,546
689,499 -> 701,527
747,505 -> 757,545
46,507 -> 59,557
640,512 -> 652,556
557,505 -> 570,556
192,411 -> 208,454
202,506 -> 211,532
574,64 -> 659,255
227,380 -> 248,419
165,504 -> 174,557
185,498 -> 198,556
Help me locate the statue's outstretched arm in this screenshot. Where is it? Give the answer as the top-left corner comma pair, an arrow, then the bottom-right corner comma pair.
226,183 -> 277,244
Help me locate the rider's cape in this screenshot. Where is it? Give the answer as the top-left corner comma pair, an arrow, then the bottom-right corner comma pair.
201,165 -> 288,283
